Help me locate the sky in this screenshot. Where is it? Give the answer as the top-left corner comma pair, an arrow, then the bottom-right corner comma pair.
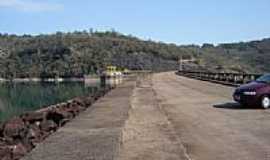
0,0 -> 270,45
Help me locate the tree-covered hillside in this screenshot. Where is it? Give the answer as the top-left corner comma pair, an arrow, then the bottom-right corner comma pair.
199,38 -> 270,73
0,30 -> 269,79
0,31 -> 198,79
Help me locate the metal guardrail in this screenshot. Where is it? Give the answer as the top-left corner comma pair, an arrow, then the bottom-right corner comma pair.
176,71 -> 262,87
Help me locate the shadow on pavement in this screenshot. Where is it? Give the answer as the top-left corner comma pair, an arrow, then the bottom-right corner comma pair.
213,102 -> 260,110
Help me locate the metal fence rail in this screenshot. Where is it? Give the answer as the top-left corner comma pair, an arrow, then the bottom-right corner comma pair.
176,71 -> 262,87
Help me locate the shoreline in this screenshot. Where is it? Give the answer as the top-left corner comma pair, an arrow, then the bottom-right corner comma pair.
0,76 -> 127,83
0,85 -> 115,160
22,77 -> 136,160
0,78 -> 95,83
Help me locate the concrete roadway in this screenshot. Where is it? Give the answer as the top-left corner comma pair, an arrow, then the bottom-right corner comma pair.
23,72 -> 270,160
152,72 -> 270,160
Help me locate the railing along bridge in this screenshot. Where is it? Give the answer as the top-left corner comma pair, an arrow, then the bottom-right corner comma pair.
177,70 -> 262,87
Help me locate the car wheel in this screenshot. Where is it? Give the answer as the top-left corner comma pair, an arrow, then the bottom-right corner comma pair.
261,95 -> 270,109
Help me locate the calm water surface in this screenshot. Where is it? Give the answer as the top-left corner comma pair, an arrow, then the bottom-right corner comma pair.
0,81 -> 106,122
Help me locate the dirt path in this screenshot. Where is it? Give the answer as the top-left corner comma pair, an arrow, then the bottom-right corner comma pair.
153,72 -> 270,160
118,74 -> 189,160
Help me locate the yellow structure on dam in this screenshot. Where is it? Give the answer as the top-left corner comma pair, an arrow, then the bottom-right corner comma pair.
102,66 -> 123,78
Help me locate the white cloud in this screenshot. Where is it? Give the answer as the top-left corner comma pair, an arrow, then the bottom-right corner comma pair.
0,0 -> 63,12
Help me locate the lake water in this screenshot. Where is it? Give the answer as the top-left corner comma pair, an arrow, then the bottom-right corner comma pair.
0,81 -> 106,122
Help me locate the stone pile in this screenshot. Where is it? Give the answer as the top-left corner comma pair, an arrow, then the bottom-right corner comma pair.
0,87 -> 113,160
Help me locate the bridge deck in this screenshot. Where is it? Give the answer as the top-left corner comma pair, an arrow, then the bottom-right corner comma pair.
23,72 -> 270,160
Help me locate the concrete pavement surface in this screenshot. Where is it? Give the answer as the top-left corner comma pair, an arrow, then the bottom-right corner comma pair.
23,72 -> 270,160
153,72 -> 270,160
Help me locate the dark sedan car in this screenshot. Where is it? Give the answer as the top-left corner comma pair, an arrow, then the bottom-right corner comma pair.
233,74 -> 270,109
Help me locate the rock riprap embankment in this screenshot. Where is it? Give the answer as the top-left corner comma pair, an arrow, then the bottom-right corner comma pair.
0,86 -> 114,160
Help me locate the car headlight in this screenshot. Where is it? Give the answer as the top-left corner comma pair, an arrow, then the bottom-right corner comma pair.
243,91 -> 256,95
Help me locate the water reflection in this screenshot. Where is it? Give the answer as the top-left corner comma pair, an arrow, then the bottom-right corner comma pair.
0,77 -> 124,122
0,82 -> 100,122
105,78 -> 123,86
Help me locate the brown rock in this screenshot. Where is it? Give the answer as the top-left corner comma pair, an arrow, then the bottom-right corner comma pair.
21,112 -> 47,124
73,98 -> 85,107
64,104 -> 81,116
0,146 -> 12,160
84,97 -> 94,106
11,143 -> 28,160
26,124 -> 41,142
21,136 -> 34,152
40,120 -> 57,132
46,110 -> 65,125
3,118 -> 26,139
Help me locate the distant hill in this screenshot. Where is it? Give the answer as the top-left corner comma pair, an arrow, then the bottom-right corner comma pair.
0,30 -> 269,78
199,38 -> 270,73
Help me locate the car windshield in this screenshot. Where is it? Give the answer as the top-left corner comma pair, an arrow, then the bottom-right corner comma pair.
256,74 -> 270,83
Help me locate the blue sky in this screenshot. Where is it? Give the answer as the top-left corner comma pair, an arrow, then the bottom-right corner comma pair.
1,0 -> 270,44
